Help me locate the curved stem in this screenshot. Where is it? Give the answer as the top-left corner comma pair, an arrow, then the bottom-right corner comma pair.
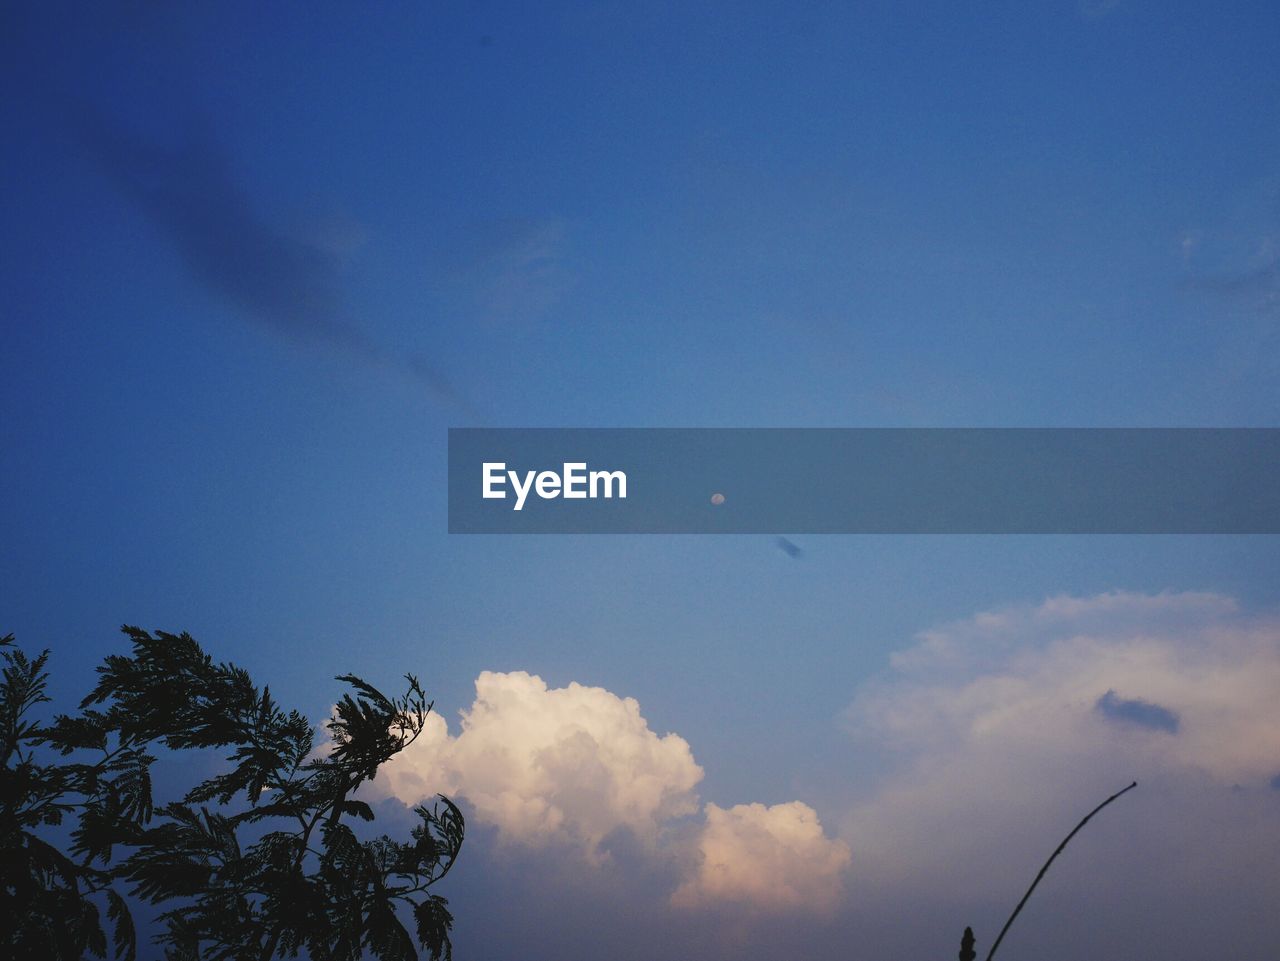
985,781 -> 1138,961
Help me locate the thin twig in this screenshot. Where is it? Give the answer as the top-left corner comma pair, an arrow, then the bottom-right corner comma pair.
985,780 -> 1137,961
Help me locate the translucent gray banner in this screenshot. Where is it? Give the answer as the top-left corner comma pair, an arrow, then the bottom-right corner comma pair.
447,429 -> 1280,534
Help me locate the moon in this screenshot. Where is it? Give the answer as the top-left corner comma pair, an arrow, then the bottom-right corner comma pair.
710,492 -> 725,505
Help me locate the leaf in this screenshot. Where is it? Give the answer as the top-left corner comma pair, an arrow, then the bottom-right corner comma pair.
412,797 -> 465,884
413,894 -> 454,961
41,712 -> 109,753
341,799 -> 376,821
366,896 -> 417,961
107,888 -> 138,961
81,897 -> 107,958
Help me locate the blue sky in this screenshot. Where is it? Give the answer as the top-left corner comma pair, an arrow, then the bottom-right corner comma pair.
3,3 -> 1280,959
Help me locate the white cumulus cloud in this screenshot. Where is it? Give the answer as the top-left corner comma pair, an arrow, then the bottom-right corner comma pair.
371,670 -> 851,914
672,801 -> 851,914
375,670 -> 703,856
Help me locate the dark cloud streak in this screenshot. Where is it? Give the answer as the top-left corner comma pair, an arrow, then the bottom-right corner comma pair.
774,536 -> 803,559
1095,689 -> 1180,734
69,101 -> 479,417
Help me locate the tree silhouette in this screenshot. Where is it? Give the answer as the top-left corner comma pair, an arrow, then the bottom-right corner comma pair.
0,627 -> 462,961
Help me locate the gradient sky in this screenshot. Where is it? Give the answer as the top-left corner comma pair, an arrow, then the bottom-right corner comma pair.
3,3 -> 1280,959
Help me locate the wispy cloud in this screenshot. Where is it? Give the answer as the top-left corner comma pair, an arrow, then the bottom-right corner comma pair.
1178,176 -> 1280,318
843,591 -> 1280,912
1078,0 -> 1123,21
439,218 -> 573,324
